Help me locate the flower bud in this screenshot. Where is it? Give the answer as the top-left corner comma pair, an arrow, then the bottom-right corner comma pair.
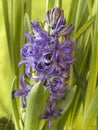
45,8 -> 65,29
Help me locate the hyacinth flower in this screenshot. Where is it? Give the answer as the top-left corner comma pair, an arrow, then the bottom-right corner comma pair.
13,7 -> 77,128
13,74 -> 33,108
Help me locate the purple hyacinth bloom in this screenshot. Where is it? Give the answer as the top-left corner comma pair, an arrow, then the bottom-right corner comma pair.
13,7 -> 77,128
13,75 -> 32,108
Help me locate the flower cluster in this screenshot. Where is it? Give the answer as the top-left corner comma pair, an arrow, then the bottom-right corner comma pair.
13,8 -> 76,128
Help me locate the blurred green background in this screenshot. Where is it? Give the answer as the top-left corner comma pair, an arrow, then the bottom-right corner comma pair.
0,0 -> 71,117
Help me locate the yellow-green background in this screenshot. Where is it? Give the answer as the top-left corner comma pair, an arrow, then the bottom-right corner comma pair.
0,0 -> 71,117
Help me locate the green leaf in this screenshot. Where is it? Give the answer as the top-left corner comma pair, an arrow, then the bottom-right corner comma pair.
68,0 -> 79,24
84,1 -> 98,114
56,0 -> 62,8
75,0 -> 94,31
24,0 -> 32,17
2,0 -> 14,68
75,0 -> 87,31
82,87 -> 98,130
38,88 -> 50,130
73,16 -> 95,40
2,0 -> 9,40
24,81 -> 44,130
14,0 -> 24,80
87,0 -> 94,16
46,0 -> 55,11
11,77 -> 21,130
24,12 -> 31,32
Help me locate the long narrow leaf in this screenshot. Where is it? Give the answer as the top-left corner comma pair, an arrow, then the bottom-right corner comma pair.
46,0 -> 55,11
14,0 -> 24,86
56,0 -> 62,8
24,82 -> 44,130
2,0 -> 14,69
24,12 -> 31,32
11,77 -> 21,130
75,0 -> 87,31
24,0 -> 32,17
73,16 -> 95,40
68,0 -> 79,24
84,1 -> 98,114
82,87 -> 98,130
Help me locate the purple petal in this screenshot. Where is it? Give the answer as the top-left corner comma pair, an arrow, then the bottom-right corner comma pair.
20,74 -> 26,89
25,32 -> 34,42
22,96 -> 26,108
13,89 -> 27,98
48,118 -> 52,128
58,25 -> 74,36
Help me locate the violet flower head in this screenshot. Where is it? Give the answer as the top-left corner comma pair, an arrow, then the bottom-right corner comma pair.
13,7 -> 77,128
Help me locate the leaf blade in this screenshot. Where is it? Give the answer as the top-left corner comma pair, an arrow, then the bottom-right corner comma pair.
11,77 -> 21,130
82,87 -> 98,130
24,81 -> 44,130
73,16 -> 95,40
